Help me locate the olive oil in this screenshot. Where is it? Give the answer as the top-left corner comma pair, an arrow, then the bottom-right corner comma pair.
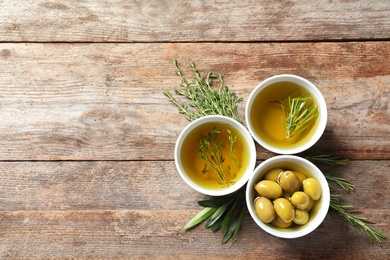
249,81 -> 319,150
180,122 -> 250,190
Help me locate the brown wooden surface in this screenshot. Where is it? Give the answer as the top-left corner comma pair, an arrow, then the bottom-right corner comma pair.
0,0 -> 389,259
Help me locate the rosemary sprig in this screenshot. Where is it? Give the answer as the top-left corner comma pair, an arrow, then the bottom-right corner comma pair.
330,195 -> 387,244
163,59 -> 243,122
198,127 -> 240,186
166,60 -> 386,245
306,154 -> 353,192
324,173 -> 354,192
306,154 -> 349,166
276,89 -> 318,139
307,154 -> 386,243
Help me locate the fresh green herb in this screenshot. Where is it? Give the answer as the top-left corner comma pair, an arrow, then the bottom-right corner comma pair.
273,89 -> 319,140
323,173 -> 354,192
163,59 -> 243,122
182,188 -> 246,244
183,207 -> 216,230
306,154 -> 349,166
330,195 -> 387,244
166,60 -> 386,245
307,154 -> 386,244
198,127 -> 240,186
306,154 -> 354,192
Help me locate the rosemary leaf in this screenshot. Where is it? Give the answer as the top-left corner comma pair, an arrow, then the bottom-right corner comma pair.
306,154 -> 349,166
323,172 -> 354,192
307,154 -> 353,192
278,89 -> 319,139
166,60 -> 386,245
330,195 -> 387,244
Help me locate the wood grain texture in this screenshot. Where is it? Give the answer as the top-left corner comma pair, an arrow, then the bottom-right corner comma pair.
0,42 -> 389,160
0,161 -> 388,258
0,210 -> 388,259
0,160 -> 388,212
1,1 -> 389,258
0,0 -> 389,42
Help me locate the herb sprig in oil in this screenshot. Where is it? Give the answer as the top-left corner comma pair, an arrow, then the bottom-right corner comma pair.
164,60 -> 386,245
198,127 -> 240,186
273,89 -> 319,140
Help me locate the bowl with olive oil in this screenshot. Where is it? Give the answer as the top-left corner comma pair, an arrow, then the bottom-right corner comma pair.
245,74 -> 327,154
246,155 -> 330,238
175,115 -> 257,196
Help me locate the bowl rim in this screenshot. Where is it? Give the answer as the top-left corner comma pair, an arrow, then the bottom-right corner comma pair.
175,115 -> 257,196
245,74 -> 328,155
245,155 -> 330,238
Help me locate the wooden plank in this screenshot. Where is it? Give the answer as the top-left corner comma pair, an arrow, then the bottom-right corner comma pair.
1,159 -> 388,257
0,209 -> 388,259
0,161 -> 388,212
0,0 -> 389,42
0,161 -> 204,211
0,42 -> 389,160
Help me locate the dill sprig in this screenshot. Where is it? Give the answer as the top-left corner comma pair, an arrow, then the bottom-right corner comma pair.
163,59 -> 243,122
330,195 -> 387,244
277,89 -> 319,139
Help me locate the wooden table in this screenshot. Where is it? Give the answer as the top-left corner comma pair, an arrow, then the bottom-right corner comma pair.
0,1 -> 389,259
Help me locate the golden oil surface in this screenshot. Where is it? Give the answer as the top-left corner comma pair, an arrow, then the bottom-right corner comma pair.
249,81 -> 319,150
180,122 -> 250,190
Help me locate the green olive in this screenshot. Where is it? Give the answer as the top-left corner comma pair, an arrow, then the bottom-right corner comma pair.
254,197 -> 276,223
303,178 -> 322,201
278,170 -> 302,194
291,191 -> 313,210
293,209 -> 309,225
271,216 -> 292,228
292,170 -> 307,184
264,168 -> 284,182
273,198 -> 294,223
306,197 -> 315,212
254,180 -> 282,199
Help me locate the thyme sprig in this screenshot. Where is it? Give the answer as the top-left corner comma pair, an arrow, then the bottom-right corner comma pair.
165,60 -> 386,245
274,89 -> 319,140
163,59 -> 242,122
198,127 -> 240,186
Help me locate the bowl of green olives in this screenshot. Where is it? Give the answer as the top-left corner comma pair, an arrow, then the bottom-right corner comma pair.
246,155 -> 330,238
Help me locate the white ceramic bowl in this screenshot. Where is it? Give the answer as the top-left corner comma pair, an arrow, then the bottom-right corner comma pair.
245,74 -> 327,154
175,115 -> 257,196
246,155 -> 330,238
